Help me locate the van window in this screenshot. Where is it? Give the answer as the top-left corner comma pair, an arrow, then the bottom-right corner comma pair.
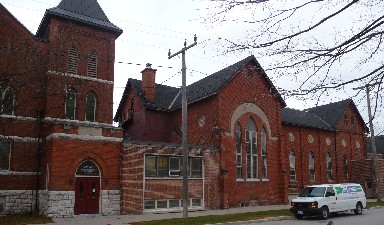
326,187 -> 335,196
299,187 -> 326,197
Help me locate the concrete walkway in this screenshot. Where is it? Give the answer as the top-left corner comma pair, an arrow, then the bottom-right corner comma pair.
41,205 -> 291,225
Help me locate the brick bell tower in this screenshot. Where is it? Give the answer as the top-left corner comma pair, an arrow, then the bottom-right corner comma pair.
34,0 -> 124,217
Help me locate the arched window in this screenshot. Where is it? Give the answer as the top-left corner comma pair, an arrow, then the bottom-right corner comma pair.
261,127 -> 267,179
343,155 -> 348,180
326,153 -> 333,180
1,86 -> 14,115
67,47 -> 78,74
85,92 -> 96,122
236,123 -> 242,179
344,114 -> 348,126
87,51 -> 98,77
309,152 -> 315,181
245,118 -> 257,179
289,151 -> 296,181
65,89 -> 76,120
76,160 -> 100,176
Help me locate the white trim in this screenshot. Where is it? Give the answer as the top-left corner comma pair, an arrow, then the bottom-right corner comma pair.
46,133 -> 122,142
0,171 -> 40,175
0,135 -> 39,143
0,114 -> 36,122
47,70 -> 113,85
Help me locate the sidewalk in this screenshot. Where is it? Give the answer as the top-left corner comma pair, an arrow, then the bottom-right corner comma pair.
43,205 -> 291,225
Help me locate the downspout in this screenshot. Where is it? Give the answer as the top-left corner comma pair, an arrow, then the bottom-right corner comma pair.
35,111 -> 44,214
300,128 -> 304,188
334,130 -> 339,183
318,129 -> 322,183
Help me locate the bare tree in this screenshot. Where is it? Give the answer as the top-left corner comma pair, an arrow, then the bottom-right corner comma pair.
207,0 -> 383,125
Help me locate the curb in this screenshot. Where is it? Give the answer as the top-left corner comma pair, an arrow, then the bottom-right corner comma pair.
205,216 -> 293,225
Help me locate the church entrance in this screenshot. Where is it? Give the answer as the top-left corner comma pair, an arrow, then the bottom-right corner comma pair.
74,161 -> 100,214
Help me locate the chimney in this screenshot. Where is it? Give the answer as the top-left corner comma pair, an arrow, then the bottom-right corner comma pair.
141,63 -> 157,102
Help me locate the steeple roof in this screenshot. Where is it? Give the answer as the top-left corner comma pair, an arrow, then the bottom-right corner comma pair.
36,0 -> 122,37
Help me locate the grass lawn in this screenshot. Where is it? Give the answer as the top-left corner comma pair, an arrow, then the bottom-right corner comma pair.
0,214 -> 53,225
0,201 -> 383,225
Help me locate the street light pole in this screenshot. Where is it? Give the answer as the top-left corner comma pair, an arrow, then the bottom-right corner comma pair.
168,35 -> 197,218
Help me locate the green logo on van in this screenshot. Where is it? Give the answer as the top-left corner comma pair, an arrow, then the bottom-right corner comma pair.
335,186 -> 363,194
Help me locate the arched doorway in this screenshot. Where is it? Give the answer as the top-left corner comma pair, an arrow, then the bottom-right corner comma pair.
74,160 -> 100,214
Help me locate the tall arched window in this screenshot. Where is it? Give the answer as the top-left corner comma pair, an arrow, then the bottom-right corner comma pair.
1,86 -> 14,115
65,89 -> 76,120
343,155 -> 348,180
245,118 -> 257,179
289,151 -> 296,181
326,153 -> 333,180
87,51 -> 98,77
236,123 -> 242,179
309,152 -> 315,181
85,93 -> 96,122
67,47 -> 78,74
261,127 -> 267,179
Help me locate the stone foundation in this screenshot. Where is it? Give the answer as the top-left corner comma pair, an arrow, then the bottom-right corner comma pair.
0,190 -> 36,215
101,190 -> 120,215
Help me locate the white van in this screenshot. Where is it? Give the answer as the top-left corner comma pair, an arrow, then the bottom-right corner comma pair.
290,183 -> 367,220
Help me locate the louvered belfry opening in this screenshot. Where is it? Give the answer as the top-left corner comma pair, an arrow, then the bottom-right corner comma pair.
67,47 -> 78,74
87,51 -> 98,77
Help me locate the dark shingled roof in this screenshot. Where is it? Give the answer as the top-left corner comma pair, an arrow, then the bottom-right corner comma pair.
281,108 -> 332,130
36,0 -> 122,37
366,135 -> 384,155
306,99 -> 353,129
114,56 -> 286,121
282,98 -> 368,132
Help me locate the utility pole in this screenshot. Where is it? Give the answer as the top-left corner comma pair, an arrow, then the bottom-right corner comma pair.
168,35 -> 197,218
354,83 -> 381,202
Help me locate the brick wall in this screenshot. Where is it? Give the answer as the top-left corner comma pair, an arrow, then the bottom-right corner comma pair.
351,159 -> 384,199
120,141 -> 220,214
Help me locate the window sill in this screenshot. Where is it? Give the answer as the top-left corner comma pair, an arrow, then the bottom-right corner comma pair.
145,177 -> 203,180
246,178 -> 260,182
261,178 -> 269,182
236,178 -> 244,182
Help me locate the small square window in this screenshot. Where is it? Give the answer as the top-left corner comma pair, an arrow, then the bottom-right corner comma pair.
192,199 -> 202,207
144,200 -> 155,210
157,200 -> 167,209
169,200 -> 180,208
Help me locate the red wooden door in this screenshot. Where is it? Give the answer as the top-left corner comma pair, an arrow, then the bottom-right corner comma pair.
74,177 -> 100,214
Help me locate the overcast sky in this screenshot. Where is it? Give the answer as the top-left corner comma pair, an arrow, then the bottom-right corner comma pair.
1,0 -> 383,135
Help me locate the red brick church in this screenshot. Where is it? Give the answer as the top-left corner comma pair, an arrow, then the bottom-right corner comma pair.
0,0 -> 369,218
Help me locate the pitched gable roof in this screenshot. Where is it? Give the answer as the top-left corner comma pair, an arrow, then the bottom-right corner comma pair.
282,98 -> 368,132
36,0 -> 122,37
281,108 -> 332,130
114,56 -> 286,121
307,99 -> 367,131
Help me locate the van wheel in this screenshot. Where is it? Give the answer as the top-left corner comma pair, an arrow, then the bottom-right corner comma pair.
354,202 -> 363,215
294,214 -> 303,219
319,206 -> 329,220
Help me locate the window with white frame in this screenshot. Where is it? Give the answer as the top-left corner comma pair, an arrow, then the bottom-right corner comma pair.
261,127 -> 267,179
236,123 -> 242,179
246,118 -> 257,179
0,140 -> 11,170
67,47 -> 78,74
85,92 -> 96,122
65,89 -> 76,120
144,155 -> 202,178
1,86 -> 14,115
309,152 -> 315,181
326,153 -> 333,180
144,198 -> 202,211
87,51 -> 98,77
343,155 -> 348,180
289,151 -> 296,181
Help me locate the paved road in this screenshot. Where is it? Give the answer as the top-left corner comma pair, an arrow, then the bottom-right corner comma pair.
38,205 -> 291,225
235,207 -> 384,225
